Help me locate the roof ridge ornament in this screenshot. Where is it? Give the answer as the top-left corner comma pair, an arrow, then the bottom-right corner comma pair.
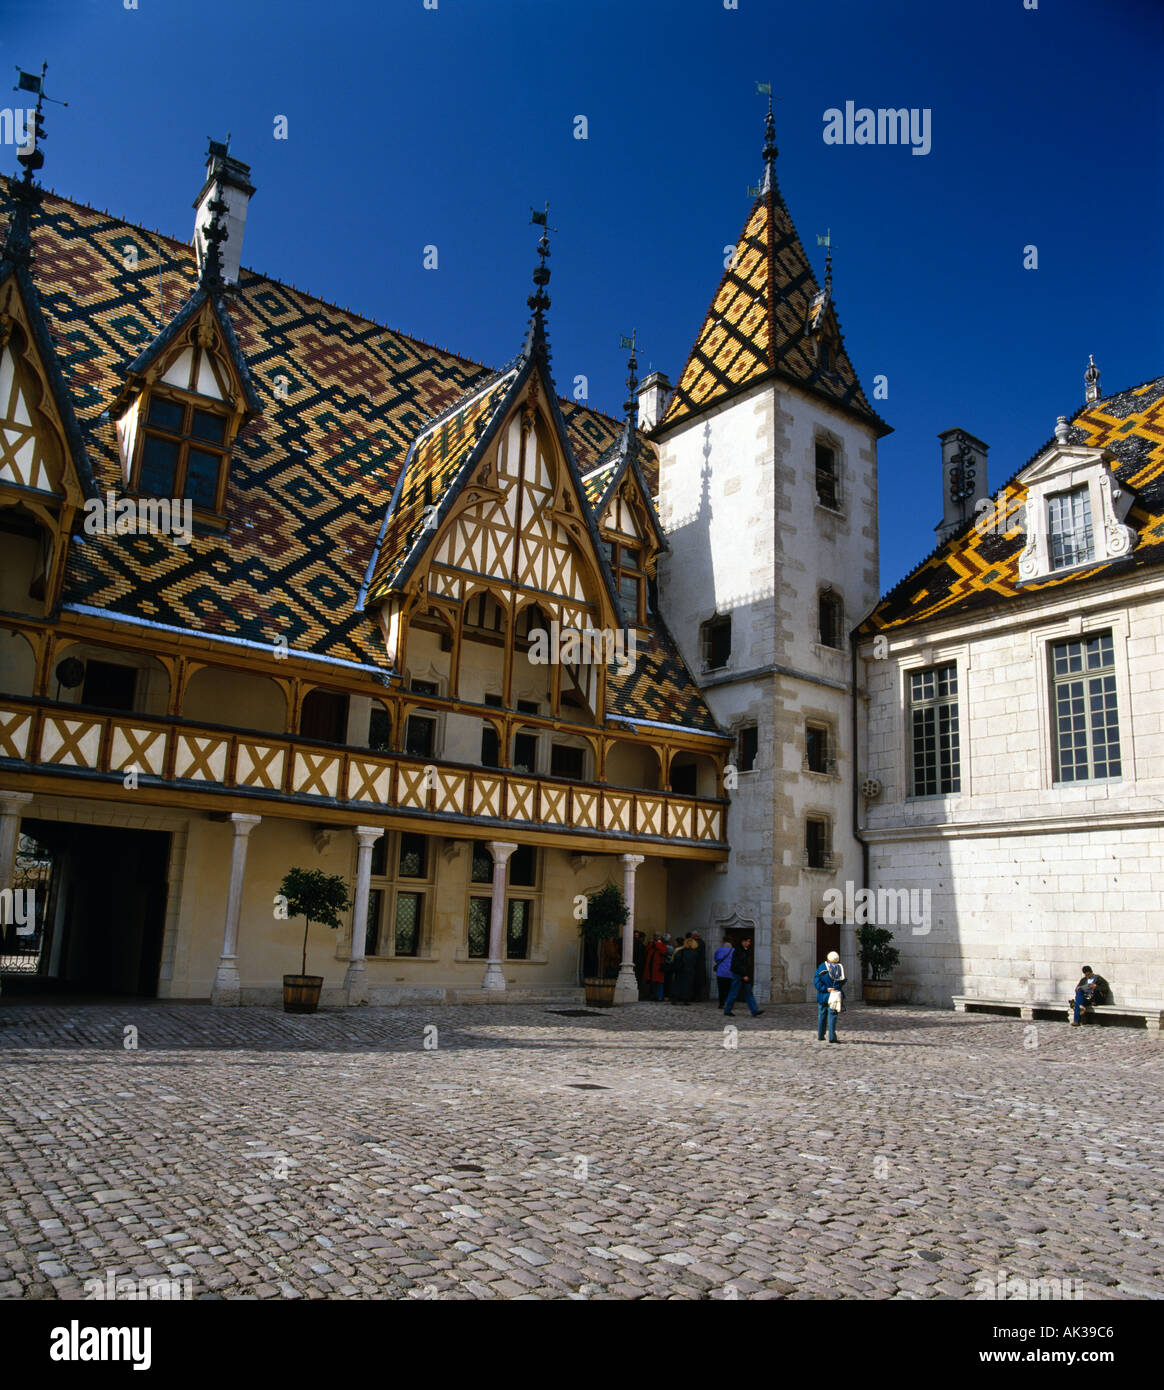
3,63 -> 65,267
519,203 -> 556,366
1084,353 -> 1101,404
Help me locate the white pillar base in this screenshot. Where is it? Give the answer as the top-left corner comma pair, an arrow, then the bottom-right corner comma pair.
211,956 -> 241,1007
482,961 -> 506,991
343,959 -> 369,1006
613,963 -> 639,1004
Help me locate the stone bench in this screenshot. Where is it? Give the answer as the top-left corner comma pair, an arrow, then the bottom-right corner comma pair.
952,996 -> 1164,1033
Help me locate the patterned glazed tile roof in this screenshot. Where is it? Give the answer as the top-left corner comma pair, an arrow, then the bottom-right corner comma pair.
660,183 -> 889,437
0,181 -> 626,668
607,611 -> 722,734
1,179 -> 719,735
363,367 -> 519,598
862,375 -> 1164,634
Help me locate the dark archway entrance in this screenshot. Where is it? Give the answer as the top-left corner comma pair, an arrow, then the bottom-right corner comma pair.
3,819 -> 170,997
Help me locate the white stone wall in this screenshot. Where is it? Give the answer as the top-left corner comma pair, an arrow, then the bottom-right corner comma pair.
655,381 -> 881,998
859,574 -> 1164,1008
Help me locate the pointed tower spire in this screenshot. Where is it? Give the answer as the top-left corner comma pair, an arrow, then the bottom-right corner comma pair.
1084,353 -> 1101,404
761,91 -> 778,194
3,63 -> 61,268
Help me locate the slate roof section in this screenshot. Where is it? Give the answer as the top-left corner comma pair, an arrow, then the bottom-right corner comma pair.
862,375 -> 1164,634
659,183 -> 889,437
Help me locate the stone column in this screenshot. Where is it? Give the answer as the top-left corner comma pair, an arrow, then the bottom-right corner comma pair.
482,840 -> 517,991
614,853 -> 644,1004
0,792 -> 33,997
211,813 -> 261,1006
343,825 -> 384,1005
0,791 -> 33,890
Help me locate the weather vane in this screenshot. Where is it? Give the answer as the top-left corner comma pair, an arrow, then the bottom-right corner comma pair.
12,62 -> 66,181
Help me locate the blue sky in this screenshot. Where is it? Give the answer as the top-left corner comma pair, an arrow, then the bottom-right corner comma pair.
5,0 -> 1162,591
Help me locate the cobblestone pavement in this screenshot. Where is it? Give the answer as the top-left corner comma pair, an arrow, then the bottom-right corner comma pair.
0,999 -> 1161,1301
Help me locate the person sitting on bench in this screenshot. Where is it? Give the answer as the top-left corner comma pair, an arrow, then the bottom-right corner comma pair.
1071,965 -> 1109,1025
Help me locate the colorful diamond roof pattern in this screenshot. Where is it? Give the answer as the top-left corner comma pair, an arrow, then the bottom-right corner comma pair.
660,185 -> 888,436
863,376 -> 1164,634
0,180 -> 719,733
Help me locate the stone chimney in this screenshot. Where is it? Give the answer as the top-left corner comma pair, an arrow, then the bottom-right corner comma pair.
637,371 -> 672,431
935,428 -> 989,545
193,150 -> 255,285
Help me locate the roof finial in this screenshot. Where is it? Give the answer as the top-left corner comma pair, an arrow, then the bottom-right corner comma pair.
528,203 -> 552,318
1055,415 -> 1070,445
1084,353 -> 1101,404
198,136 -> 230,290
3,63 -> 65,267
620,330 -> 639,426
757,80 -> 778,193
816,229 -> 834,296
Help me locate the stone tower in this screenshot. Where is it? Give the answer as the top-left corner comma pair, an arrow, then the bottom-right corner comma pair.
650,109 -> 890,1001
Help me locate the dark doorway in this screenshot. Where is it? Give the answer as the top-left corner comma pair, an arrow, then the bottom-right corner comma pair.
815,916 -> 841,965
3,819 -> 171,997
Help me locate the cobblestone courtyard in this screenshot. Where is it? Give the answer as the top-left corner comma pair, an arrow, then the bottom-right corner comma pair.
0,1000 -> 1161,1301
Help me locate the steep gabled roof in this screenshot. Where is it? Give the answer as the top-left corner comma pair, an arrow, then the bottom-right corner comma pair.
0,182 -> 98,502
659,180 -> 889,437
361,367 -> 520,602
109,279 -> 262,419
861,374 -> 1164,635
587,423 -> 667,551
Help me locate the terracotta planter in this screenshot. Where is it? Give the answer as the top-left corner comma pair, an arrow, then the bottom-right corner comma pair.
583,977 -> 616,1008
283,974 -> 323,1014
863,978 -> 894,1005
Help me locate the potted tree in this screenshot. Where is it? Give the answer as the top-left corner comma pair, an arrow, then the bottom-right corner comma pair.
579,883 -> 627,1008
279,866 -> 351,1014
857,924 -> 899,1005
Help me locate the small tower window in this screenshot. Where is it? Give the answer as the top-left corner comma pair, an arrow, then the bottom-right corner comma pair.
818,592 -> 844,649
805,723 -> 833,773
805,817 -> 832,869
815,443 -> 839,510
701,615 -> 732,671
737,725 -> 758,773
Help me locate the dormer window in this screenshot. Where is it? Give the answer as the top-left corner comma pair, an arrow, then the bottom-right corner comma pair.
1017,437 -> 1135,584
1047,486 -> 1094,571
606,542 -> 645,626
135,391 -> 231,511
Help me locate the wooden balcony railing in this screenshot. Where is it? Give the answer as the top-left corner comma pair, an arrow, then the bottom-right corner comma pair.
0,698 -> 727,848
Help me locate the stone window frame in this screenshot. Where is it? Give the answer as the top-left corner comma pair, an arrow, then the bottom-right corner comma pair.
812,428 -> 845,516
897,643 -> 971,803
700,613 -> 733,673
803,811 -> 835,872
815,588 -> 846,651
1029,610 -> 1134,792
734,721 -> 760,775
803,716 -> 838,777
363,831 -> 438,961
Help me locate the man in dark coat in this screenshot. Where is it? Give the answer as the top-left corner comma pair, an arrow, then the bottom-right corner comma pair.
723,937 -> 763,1017
671,935 -> 698,1004
814,951 -> 846,1043
691,932 -> 708,1002
633,930 -> 647,999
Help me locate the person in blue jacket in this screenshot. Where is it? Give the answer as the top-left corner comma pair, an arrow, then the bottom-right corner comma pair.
814,951 -> 846,1043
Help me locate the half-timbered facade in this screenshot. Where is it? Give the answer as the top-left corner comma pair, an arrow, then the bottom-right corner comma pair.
0,139 -> 729,1005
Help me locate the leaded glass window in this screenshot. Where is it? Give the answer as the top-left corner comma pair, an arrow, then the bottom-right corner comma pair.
467,897 -> 490,957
